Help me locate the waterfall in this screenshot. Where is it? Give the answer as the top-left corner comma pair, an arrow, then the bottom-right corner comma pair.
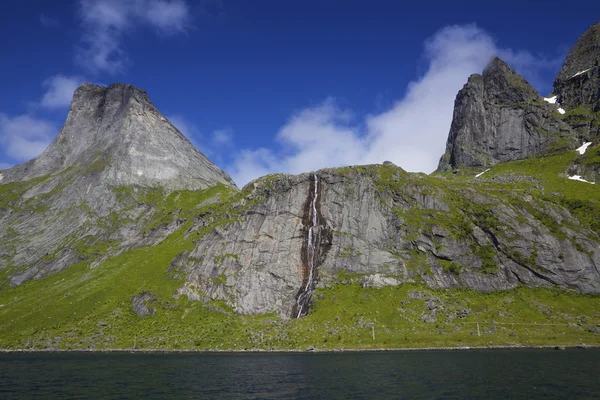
295,174 -> 319,318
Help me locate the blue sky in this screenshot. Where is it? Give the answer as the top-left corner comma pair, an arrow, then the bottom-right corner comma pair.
1,1 -> 598,185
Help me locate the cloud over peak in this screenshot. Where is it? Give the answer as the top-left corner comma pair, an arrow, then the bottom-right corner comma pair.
40,75 -> 84,109
77,0 -> 192,74
0,114 -> 55,163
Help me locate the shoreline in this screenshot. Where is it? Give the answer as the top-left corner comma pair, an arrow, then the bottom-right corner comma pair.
1,344 -> 597,354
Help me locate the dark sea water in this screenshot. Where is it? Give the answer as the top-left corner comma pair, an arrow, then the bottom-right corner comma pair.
1,349 -> 598,399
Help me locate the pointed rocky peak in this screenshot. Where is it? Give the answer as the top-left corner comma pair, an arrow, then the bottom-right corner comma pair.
2,83 -> 236,190
481,56 -> 540,104
437,57 -> 575,172
71,83 -> 154,118
553,22 -> 600,112
554,22 -> 600,85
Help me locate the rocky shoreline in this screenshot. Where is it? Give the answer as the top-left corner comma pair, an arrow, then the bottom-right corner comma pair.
1,344 -> 597,354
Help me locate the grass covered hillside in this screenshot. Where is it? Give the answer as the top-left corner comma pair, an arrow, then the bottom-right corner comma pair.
1,145 -> 599,351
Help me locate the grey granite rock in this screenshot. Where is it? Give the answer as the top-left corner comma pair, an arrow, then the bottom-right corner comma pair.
553,22 -> 600,113
2,76 -> 600,322
0,83 -> 236,286
170,165 -> 600,316
438,57 -> 577,171
131,292 -> 157,317
1,83 -> 235,190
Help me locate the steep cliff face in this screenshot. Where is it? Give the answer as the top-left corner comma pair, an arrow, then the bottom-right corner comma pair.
438,57 -> 576,171
172,162 -> 600,316
2,42 -> 600,350
553,22 -> 600,114
1,83 -> 234,189
0,83 -> 235,286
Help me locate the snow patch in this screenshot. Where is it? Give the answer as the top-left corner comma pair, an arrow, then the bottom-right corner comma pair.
0,173 -> 3,182
568,175 -> 595,185
576,142 -> 593,155
572,68 -> 591,78
543,95 -> 566,114
136,170 -> 143,176
475,168 -> 490,178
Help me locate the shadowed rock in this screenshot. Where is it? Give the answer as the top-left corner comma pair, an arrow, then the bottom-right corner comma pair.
553,22 -> 600,113
438,57 -> 576,171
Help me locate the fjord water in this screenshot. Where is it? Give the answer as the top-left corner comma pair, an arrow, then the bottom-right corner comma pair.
1,349 -> 598,399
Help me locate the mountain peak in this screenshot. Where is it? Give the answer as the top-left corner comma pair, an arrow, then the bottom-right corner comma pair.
554,22 -> 600,85
2,83 -> 236,190
553,22 -> 600,112
437,57 -> 574,172
483,56 -> 509,71
73,83 -> 152,110
481,56 -> 539,103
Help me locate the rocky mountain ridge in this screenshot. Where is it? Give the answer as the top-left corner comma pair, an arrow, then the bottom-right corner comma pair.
439,23 -> 600,173
1,22 -> 600,327
1,83 -> 235,189
0,83 -> 235,285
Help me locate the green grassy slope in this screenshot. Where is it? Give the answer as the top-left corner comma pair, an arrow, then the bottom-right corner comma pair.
0,148 -> 599,351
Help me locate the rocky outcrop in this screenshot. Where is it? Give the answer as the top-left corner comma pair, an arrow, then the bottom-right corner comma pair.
131,292 -> 157,317
438,57 -> 576,171
553,22 -> 600,113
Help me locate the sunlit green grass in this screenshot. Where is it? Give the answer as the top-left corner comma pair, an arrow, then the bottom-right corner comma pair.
1,149 -> 599,351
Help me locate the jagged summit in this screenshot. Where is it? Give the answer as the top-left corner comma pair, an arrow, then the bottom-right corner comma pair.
553,22 -> 600,112
437,56 -> 576,171
2,82 -> 235,190
482,56 -> 539,103
554,22 -> 600,86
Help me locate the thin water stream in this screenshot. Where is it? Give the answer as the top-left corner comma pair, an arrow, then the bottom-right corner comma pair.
295,174 -> 319,318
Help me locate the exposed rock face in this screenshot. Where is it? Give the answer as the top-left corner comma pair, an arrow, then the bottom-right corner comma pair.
2,40 -> 600,323
438,57 -> 576,171
553,22 -> 600,113
0,83 -> 235,286
1,83 -> 235,190
131,292 -> 157,317
172,165 -> 600,316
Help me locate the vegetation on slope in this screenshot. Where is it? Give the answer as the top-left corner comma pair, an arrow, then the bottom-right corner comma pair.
0,148 -> 599,351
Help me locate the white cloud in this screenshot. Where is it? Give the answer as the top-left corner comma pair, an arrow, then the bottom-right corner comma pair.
40,76 -> 84,109
77,0 -> 192,74
212,128 -> 233,147
227,24 -> 559,187
40,14 -> 60,28
0,114 -> 55,162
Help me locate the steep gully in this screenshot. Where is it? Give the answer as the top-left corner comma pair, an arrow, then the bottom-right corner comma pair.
293,174 -> 323,318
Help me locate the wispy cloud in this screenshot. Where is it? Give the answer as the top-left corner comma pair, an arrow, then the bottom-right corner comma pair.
77,0 -> 192,74
40,14 -> 60,28
166,114 -> 233,166
40,75 -> 85,109
0,162 -> 12,170
226,24 -> 560,186
0,114 -> 55,162
212,128 -> 233,147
